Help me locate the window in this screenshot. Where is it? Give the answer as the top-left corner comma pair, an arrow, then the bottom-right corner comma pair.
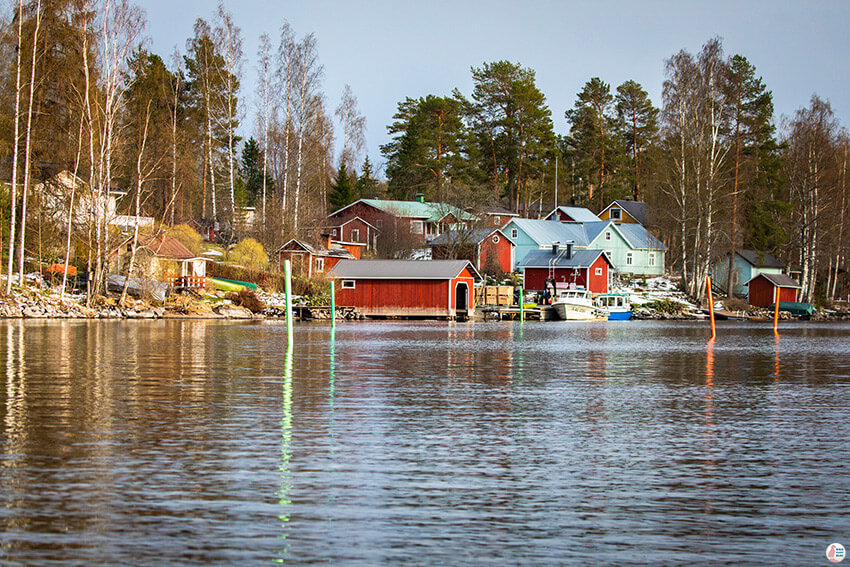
605,231 -> 611,241
351,229 -> 360,242
341,279 -> 356,289
610,208 -> 622,220
626,252 -> 633,266
332,228 -> 338,237
648,253 -> 656,267
511,228 -> 518,239
315,257 -> 324,271
491,235 -> 500,244
595,267 -> 603,276
605,250 -> 613,259
376,219 -> 383,229
411,220 -> 424,234
493,215 -> 500,225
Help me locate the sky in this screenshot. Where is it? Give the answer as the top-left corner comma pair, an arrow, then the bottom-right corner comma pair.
142,0 -> 850,175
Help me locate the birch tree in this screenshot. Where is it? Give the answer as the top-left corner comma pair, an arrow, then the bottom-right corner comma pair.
4,0 -> 24,294
335,84 -> 366,171
292,32 -> 323,234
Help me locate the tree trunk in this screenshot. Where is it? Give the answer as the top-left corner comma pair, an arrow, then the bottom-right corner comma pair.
4,0 -> 24,294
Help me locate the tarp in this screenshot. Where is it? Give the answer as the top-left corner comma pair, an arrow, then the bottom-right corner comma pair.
106,274 -> 168,302
769,301 -> 816,316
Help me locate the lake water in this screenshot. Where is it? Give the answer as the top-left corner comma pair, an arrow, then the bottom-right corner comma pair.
1,319 -> 849,565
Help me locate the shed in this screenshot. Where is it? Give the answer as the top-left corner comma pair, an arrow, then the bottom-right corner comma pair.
518,244 -> 612,294
328,259 -> 481,318
110,233 -> 208,289
746,273 -> 801,307
276,237 -> 356,278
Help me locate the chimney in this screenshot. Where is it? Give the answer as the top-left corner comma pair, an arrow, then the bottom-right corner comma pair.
320,233 -> 332,250
552,241 -> 559,255
565,241 -> 573,259
414,193 -> 425,203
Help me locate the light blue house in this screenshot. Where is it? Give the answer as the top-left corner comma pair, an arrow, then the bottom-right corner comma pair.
711,249 -> 787,297
502,218 -> 666,276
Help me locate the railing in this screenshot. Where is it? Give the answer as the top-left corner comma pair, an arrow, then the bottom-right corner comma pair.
174,276 -> 206,289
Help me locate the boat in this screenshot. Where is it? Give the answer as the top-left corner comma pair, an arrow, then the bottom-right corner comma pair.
595,293 -> 633,320
552,288 -> 607,321
208,276 -> 258,292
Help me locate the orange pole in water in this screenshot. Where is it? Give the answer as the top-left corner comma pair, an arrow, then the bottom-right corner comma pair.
773,286 -> 780,333
706,275 -> 716,339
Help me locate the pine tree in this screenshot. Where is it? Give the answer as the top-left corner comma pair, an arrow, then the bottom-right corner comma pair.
328,162 -> 356,210
614,80 -> 658,201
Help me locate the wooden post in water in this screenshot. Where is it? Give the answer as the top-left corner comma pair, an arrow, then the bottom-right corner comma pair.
706,275 -> 716,339
330,280 -> 336,327
773,285 -> 780,333
284,259 -> 294,342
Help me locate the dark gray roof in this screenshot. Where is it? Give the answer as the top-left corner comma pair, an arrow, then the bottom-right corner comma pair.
608,200 -> 648,225
328,259 -> 481,281
427,228 -> 512,246
518,248 -> 609,269
276,239 -> 355,259
745,272 -> 801,288
737,249 -> 785,269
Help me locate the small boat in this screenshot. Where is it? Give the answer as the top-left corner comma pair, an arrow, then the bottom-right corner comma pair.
552,288 -> 607,321
595,293 -> 633,320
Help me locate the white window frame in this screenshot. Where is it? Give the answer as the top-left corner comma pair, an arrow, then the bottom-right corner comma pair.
493,215 -> 500,225
351,228 -> 360,242
511,228 -> 518,239
341,279 -> 356,289
610,208 -> 621,220
375,218 -> 383,229
626,252 -> 633,266
411,220 -> 424,235
315,257 -> 324,271
595,267 -> 603,276
332,228 -> 338,237
648,252 -> 656,267
605,231 -> 611,241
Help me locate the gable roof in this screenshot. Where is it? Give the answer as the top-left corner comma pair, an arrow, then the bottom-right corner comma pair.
745,272 -> 801,288
506,218 -> 666,251
546,205 -> 601,222
518,248 -> 611,269
600,200 -> 649,225
427,228 -> 513,247
737,249 -> 785,269
324,215 -> 380,232
277,238 -> 356,259
329,198 -> 477,223
135,233 -> 195,260
328,259 -> 481,281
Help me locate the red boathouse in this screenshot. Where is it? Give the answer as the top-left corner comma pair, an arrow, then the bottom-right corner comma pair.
518,243 -> 612,294
328,259 -> 481,318
745,273 -> 801,307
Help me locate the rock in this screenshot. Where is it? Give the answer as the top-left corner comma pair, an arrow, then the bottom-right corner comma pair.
213,305 -> 254,319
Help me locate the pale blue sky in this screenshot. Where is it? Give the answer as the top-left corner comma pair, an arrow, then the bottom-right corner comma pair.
142,0 -> 850,172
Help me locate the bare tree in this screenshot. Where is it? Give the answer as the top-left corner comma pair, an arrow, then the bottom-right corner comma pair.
335,84 -> 366,170
292,32 -> 323,234
4,0 -> 24,294
257,32 -> 272,228
213,2 -> 242,230
274,22 -> 296,223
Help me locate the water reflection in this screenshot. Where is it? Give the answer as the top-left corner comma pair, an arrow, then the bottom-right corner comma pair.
276,336 -> 293,561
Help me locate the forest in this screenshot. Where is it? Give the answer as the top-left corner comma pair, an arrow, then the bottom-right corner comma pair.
0,0 -> 847,304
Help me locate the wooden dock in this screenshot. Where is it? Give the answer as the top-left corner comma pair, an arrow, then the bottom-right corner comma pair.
480,305 -> 558,321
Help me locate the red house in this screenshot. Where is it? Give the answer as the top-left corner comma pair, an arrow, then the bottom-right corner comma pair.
276,237 -> 356,278
518,244 -> 612,294
328,259 -> 481,319
324,216 -> 379,250
746,273 -> 801,307
427,228 -> 514,274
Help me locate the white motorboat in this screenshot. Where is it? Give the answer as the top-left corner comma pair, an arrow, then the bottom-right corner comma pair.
552,288 -> 607,320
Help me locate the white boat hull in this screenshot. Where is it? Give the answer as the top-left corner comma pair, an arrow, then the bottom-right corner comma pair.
553,301 -> 604,321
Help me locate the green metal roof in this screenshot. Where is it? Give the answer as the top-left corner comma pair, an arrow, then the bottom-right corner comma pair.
358,199 -> 477,222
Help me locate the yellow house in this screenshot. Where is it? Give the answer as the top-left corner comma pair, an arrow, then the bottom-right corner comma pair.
598,200 -> 648,225
111,233 -> 208,288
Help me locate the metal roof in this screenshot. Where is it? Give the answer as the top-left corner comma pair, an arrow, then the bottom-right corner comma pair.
737,249 -> 785,269
330,199 -> 477,222
613,223 -> 667,250
548,206 -> 601,222
427,228 -> 512,246
518,248 -> 608,268
507,218 -> 591,245
745,272 -> 801,288
277,239 -> 355,259
328,259 -> 481,280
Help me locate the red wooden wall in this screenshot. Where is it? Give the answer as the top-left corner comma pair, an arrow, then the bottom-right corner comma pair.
479,234 -> 512,273
748,276 -> 799,307
522,255 -> 609,293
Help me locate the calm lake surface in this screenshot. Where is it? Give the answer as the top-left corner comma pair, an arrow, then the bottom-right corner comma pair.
1,319 -> 849,565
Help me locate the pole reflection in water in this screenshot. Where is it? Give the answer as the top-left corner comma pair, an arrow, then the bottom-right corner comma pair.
774,333 -> 780,381
276,338 -> 294,562
703,338 -> 716,516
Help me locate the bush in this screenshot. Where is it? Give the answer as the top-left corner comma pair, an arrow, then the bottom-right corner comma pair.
168,224 -> 203,256
641,297 -> 687,315
229,238 -> 268,270
229,289 -> 265,313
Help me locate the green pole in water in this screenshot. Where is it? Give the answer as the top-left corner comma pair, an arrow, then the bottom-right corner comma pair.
284,259 -> 294,342
519,287 -> 524,322
330,280 -> 336,327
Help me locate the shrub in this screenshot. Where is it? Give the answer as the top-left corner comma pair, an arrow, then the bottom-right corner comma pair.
229,289 -> 265,313
168,224 -> 203,256
229,238 -> 268,270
